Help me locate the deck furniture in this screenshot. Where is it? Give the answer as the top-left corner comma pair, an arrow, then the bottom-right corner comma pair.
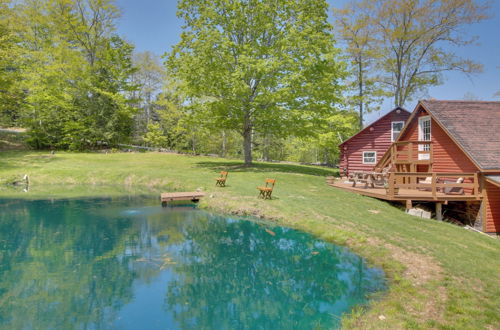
215,171 -> 228,187
442,177 -> 465,195
350,171 -> 375,188
349,171 -> 365,187
417,176 -> 433,191
371,167 -> 391,187
327,172 -> 480,202
257,179 -> 276,199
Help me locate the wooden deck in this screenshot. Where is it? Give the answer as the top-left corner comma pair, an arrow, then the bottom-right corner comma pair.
160,192 -> 205,204
326,177 -> 480,202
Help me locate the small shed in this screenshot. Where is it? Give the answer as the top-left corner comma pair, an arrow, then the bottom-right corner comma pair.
339,107 -> 411,175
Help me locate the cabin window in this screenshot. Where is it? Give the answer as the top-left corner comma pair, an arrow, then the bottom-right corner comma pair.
391,121 -> 405,142
362,151 -> 377,164
418,116 -> 431,159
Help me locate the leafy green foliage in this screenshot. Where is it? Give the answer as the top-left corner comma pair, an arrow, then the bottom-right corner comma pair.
6,0 -> 137,150
337,0 -> 490,107
142,122 -> 167,148
168,0 -> 346,164
130,51 -> 165,137
0,0 -> 23,126
333,2 -> 388,128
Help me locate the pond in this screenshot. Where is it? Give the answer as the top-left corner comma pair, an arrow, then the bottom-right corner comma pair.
0,197 -> 386,329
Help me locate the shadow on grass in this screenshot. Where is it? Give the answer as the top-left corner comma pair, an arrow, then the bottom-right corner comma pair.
196,160 -> 338,177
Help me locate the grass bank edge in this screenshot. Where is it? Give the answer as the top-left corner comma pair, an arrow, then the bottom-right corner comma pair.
0,150 -> 498,328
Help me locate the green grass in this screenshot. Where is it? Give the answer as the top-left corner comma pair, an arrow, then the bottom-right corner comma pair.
0,150 -> 499,329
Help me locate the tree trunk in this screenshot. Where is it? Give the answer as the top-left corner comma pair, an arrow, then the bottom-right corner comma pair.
221,130 -> 227,157
243,128 -> 252,165
358,58 -> 364,129
262,134 -> 270,161
243,113 -> 253,165
395,58 -> 402,107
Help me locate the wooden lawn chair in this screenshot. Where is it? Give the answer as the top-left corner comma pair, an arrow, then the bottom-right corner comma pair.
257,179 -> 276,199
215,171 -> 228,187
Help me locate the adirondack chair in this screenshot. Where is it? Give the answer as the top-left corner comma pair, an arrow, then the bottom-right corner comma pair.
417,176 -> 433,191
215,171 -> 228,187
443,177 -> 465,195
257,179 -> 276,199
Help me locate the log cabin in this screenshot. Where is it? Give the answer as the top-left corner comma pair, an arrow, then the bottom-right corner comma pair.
332,100 -> 500,234
339,107 -> 411,175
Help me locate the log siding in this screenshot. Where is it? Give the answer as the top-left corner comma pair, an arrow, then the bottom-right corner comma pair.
340,108 -> 410,174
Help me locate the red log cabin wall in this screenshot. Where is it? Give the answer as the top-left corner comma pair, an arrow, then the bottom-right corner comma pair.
484,181 -> 500,233
340,110 -> 410,174
400,107 -> 500,233
398,109 -> 478,173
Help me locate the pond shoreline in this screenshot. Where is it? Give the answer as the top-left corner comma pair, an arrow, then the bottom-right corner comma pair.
0,195 -> 388,329
0,191 -> 395,327
0,151 -> 498,329
0,192 -> 409,327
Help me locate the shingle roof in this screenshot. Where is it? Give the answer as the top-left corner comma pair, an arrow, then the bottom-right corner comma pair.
420,100 -> 500,170
486,175 -> 500,185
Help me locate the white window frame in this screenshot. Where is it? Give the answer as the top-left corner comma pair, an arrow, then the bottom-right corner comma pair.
391,121 -> 405,142
362,151 -> 377,164
418,116 -> 431,160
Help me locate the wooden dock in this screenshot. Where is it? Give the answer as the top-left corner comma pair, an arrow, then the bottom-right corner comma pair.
160,192 -> 205,205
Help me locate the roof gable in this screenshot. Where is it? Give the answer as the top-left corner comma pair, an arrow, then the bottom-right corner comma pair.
340,107 -> 410,146
414,100 -> 500,170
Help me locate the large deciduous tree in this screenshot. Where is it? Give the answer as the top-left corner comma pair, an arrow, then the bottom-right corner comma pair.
168,0 -> 345,165
333,2 -> 386,129
16,0 -> 137,149
338,0 -> 489,108
131,51 -> 165,133
0,0 -> 23,126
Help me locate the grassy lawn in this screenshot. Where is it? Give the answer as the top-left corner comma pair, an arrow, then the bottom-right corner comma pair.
0,150 -> 499,329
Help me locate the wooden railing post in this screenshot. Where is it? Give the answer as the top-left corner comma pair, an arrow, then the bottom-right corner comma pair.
432,173 -> 437,200
474,172 -> 479,198
388,172 -> 395,198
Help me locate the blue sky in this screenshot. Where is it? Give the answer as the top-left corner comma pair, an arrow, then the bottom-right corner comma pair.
116,0 -> 499,124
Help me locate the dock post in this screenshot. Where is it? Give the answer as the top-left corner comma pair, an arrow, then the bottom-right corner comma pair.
436,202 -> 443,221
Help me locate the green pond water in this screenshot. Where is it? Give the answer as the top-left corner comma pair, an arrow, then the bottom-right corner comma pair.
0,197 -> 386,329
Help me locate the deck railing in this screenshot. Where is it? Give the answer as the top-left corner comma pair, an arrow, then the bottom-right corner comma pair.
390,141 -> 433,164
387,172 -> 481,200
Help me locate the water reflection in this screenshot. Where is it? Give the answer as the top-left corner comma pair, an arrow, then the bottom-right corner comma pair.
0,198 -> 385,329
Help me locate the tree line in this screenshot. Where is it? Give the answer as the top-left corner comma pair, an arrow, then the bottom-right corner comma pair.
0,0 -> 489,165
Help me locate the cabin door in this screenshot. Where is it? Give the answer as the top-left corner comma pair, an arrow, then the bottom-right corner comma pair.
418,116 -> 431,160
